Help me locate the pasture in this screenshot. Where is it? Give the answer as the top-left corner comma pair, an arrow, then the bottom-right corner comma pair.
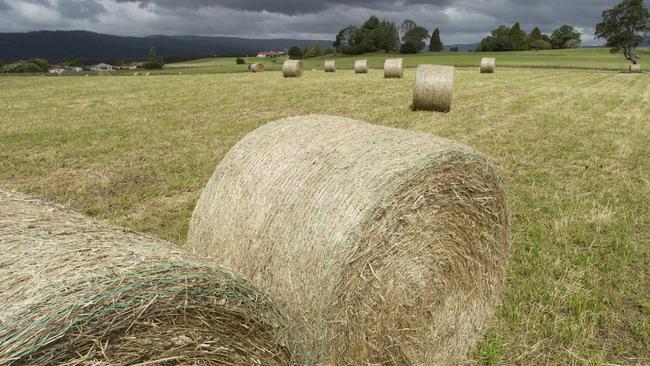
1,59 -> 649,364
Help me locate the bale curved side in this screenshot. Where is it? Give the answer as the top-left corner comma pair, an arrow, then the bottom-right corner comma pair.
354,60 -> 368,73
324,60 -> 336,72
250,63 -> 265,72
0,190 -> 298,366
412,64 -> 454,112
480,57 -> 496,73
384,58 -> 404,78
188,115 -> 510,365
283,60 -> 304,77
630,64 -> 641,73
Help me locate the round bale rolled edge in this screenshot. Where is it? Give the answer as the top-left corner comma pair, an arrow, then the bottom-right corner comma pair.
630,64 -> 641,73
480,57 -> 496,73
412,64 -> 454,112
384,58 -> 404,78
354,59 -> 368,73
250,63 -> 265,72
188,115 -> 511,365
283,59 -> 304,77
0,190 -> 298,366
324,60 -> 336,72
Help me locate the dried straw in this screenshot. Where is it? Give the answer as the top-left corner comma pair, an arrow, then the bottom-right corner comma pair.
629,64 -> 641,73
354,60 -> 368,73
250,63 -> 265,73
384,58 -> 404,78
0,190 -> 298,366
324,60 -> 336,72
412,64 -> 454,112
480,57 -> 496,73
188,115 -> 511,365
282,60 -> 304,77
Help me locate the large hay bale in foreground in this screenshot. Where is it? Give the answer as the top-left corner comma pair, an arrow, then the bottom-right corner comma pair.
250,63 -> 265,72
188,115 -> 511,365
283,59 -> 304,77
384,58 -> 404,78
354,59 -> 368,73
480,57 -> 496,73
324,60 -> 336,72
630,64 -> 641,73
0,190 -> 297,366
412,64 -> 454,112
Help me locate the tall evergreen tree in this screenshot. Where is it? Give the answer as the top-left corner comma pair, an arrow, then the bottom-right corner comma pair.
509,22 -> 529,50
310,42 -> 321,57
429,28 -> 444,52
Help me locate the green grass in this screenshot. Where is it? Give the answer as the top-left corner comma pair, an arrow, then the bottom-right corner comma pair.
154,47 -> 650,75
0,65 -> 648,364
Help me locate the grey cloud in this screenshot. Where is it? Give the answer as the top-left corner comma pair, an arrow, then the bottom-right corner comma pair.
57,0 -> 107,19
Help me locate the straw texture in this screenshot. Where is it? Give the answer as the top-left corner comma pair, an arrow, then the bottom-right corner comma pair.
630,64 -> 641,73
0,190 -> 298,366
188,115 -> 510,365
354,60 -> 368,73
480,57 -> 496,73
412,64 -> 454,112
324,60 -> 336,72
282,60 -> 304,77
250,63 -> 265,72
384,58 -> 404,78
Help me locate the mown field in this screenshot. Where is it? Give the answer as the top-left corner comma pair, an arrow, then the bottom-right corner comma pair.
1,61 -> 649,365
155,47 -> 650,75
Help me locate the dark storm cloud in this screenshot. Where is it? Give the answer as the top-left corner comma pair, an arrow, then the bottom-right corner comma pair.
115,0 -> 453,15
0,0 -> 617,44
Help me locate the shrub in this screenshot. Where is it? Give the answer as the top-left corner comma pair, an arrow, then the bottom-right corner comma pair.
236,57 -> 246,64
1,62 -> 43,73
29,58 -> 49,72
322,47 -> 336,55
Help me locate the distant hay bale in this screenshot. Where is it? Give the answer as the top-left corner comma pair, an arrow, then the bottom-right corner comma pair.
384,58 -> 404,78
282,59 -> 304,77
0,190 -> 298,366
480,57 -> 496,73
188,115 -> 511,365
145,72 -> 151,76
354,59 -> 368,73
133,72 -> 140,76
97,70 -> 109,76
630,64 -> 641,73
324,60 -> 336,72
250,63 -> 265,72
412,64 -> 455,112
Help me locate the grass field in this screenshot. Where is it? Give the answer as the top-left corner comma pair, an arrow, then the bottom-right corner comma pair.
156,47 -> 650,75
1,61 -> 649,364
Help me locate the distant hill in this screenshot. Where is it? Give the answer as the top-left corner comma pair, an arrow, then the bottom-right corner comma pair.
444,43 -> 480,52
0,30 -> 333,63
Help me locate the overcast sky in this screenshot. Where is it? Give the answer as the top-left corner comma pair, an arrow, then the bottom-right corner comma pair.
0,0 -> 618,45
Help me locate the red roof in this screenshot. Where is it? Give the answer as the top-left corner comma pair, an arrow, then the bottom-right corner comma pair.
257,50 -> 280,56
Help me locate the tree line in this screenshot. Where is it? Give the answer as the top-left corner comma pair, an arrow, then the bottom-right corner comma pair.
476,23 -> 582,51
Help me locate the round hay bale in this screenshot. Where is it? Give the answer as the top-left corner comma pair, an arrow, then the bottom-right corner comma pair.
629,63 -> 641,73
133,72 -> 140,76
412,64 -> 454,112
324,60 -> 336,72
188,115 -> 511,365
384,58 -> 404,78
145,72 -> 151,76
0,190 -> 298,366
97,70 -> 109,76
480,57 -> 496,73
250,63 -> 265,73
282,59 -> 304,77
354,59 -> 368,73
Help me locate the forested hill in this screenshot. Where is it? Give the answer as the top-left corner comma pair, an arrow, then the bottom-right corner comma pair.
0,30 -> 333,62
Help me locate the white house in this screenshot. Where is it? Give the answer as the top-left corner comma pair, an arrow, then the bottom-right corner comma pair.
91,63 -> 113,72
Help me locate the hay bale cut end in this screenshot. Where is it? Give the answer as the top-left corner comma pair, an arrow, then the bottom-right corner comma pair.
480,57 -> 496,73
188,115 -> 510,365
324,60 -> 336,72
0,190 -> 298,366
354,59 -> 368,73
283,59 -> 304,77
630,64 -> 641,73
250,63 -> 265,72
412,64 -> 454,112
384,58 -> 404,78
